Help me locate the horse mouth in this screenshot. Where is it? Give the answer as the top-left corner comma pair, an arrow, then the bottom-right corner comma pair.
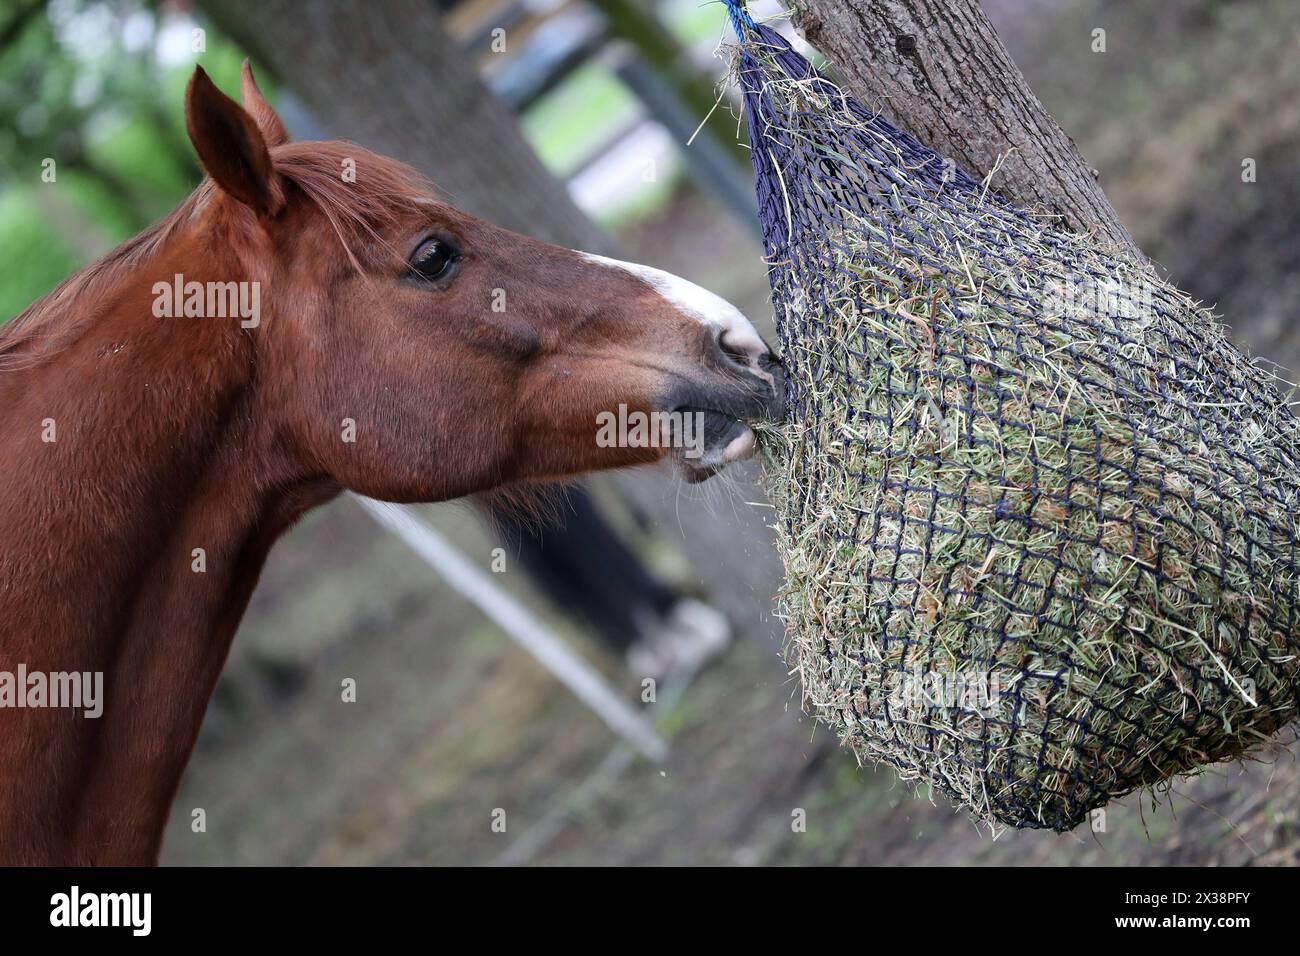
670,354 -> 786,483
660,348 -> 780,481
673,409 -> 760,483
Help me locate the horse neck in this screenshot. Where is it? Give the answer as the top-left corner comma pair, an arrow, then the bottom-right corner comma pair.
0,233 -> 334,864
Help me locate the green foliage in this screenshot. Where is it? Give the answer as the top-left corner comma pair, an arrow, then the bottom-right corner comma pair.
0,187 -> 79,319
0,0 -> 252,326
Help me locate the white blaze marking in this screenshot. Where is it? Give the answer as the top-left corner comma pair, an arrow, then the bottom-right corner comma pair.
578,252 -> 769,366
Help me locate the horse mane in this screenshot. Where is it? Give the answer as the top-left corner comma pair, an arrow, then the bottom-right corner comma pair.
0,189 -> 207,371
0,140 -> 434,372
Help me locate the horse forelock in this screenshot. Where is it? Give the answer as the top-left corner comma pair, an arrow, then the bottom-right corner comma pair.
271,140 -> 437,272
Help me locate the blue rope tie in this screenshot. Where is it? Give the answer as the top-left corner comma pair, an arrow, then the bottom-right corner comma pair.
722,0 -> 755,35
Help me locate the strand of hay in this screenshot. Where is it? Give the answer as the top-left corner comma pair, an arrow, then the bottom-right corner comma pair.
737,27 -> 1300,830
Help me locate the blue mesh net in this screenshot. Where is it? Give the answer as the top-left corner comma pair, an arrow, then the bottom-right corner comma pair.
726,1 -> 1300,830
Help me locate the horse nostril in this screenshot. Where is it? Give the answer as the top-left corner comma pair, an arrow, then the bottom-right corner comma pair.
717,324 -> 768,368
719,336 -> 751,369
710,323 -> 764,374
706,324 -> 782,419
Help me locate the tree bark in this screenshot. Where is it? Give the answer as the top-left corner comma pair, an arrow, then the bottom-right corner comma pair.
199,0 -> 617,255
788,0 -> 1140,256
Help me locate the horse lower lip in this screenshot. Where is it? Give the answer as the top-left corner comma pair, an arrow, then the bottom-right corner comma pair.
672,411 -> 755,482
721,427 -> 756,463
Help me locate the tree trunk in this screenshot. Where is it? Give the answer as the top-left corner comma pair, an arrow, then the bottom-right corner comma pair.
199,0 -> 616,255
788,0 -> 1140,256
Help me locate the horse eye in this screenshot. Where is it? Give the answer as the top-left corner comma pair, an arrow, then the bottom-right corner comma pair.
409,238 -> 458,282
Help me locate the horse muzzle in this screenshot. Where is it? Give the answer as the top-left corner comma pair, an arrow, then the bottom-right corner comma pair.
665,336 -> 786,483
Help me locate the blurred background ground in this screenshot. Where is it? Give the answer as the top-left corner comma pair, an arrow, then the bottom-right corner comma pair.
3,0 -> 1299,865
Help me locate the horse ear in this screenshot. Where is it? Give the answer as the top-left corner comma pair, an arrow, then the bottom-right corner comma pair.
239,59 -> 289,148
185,65 -> 283,217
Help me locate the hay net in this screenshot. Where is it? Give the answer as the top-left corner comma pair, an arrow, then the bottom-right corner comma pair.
725,1 -> 1300,830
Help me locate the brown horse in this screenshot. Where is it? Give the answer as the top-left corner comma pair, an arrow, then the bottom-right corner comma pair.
0,63 -> 780,865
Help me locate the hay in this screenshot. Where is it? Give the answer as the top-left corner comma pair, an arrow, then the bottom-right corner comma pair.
734,20 -> 1300,829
